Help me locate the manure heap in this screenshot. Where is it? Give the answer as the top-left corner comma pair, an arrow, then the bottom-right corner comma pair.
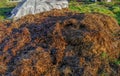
0,9 -> 120,76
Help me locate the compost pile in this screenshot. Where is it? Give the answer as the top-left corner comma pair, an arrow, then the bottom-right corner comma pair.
0,9 -> 120,76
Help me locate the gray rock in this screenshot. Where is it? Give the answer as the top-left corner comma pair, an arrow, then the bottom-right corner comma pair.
10,0 -> 68,20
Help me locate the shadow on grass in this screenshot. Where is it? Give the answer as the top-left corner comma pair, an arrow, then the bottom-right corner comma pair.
115,11 -> 120,25
0,7 -> 14,20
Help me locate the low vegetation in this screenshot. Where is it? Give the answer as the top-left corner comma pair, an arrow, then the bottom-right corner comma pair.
69,1 -> 120,24
0,0 -> 17,20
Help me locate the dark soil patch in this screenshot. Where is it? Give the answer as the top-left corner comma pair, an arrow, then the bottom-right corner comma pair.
0,9 -> 120,76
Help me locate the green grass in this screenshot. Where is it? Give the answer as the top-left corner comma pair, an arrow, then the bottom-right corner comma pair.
0,0 -> 7,7
0,7 -> 14,20
114,59 -> 120,65
69,1 -> 120,25
0,0 -> 17,20
110,5 -> 120,24
0,0 -> 17,7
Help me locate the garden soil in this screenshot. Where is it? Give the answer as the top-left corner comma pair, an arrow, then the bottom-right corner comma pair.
0,9 -> 120,76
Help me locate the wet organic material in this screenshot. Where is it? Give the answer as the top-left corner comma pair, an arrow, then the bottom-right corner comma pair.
0,9 -> 120,76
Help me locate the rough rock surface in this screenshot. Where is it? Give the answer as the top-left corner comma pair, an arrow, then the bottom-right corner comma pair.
10,0 -> 68,19
0,9 -> 120,76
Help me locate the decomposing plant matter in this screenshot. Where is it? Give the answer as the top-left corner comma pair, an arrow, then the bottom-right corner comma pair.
0,9 -> 120,76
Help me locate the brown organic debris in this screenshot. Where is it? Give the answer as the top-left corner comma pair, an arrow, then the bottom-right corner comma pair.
0,9 -> 119,76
